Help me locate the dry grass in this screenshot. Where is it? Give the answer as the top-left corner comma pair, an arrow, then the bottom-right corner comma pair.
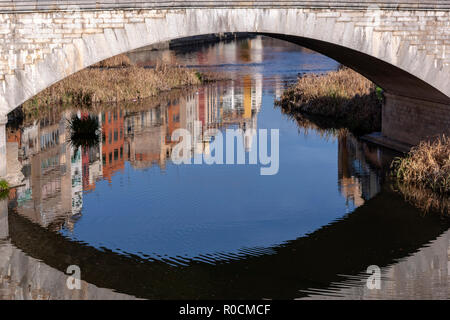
22,54 -> 203,114
275,67 -> 382,135
91,54 -> 133,68
22,86 -> 199,125
393,181 -> 450,214
392,135 -> 450,195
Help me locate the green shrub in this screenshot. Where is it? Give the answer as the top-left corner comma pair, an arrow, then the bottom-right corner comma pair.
0,179 -> 8,191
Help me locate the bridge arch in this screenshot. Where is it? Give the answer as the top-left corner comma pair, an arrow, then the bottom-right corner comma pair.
0,6 -> 449,145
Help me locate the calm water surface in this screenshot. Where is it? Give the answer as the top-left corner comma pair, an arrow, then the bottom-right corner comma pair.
1,36 -> 449,300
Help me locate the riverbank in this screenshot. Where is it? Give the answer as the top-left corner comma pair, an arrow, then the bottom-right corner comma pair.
392,136 -> 450,214
275,67 -> 382,135
392,135 -> 450,196
22,54 -> 221,116
275,66 -> 449,211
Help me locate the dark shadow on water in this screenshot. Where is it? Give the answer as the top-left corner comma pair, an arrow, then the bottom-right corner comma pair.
276,90 -> 382,136
7,183 -> 450,299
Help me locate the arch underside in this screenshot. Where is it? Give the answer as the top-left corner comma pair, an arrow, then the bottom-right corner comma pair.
7,31 -> 450,113
264,33 -> 450,105
168,32 -> 450,105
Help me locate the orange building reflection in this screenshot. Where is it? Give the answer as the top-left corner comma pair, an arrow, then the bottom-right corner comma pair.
101,109 -> 125,183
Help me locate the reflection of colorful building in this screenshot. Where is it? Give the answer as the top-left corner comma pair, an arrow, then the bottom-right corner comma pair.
167,99 -> 181,141
80,112 -> 102,192
10,111 -> 78,229
338,134 -> 382,210
124,106 -> 169,170
101,109 -> 124,183
8,74 -> 263,231
71,146 -> 83,216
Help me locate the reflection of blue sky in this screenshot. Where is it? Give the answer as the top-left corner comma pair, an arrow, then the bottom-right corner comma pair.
60,90 -> 353,263
134,35 -> 339,87
194,48 -> 338,88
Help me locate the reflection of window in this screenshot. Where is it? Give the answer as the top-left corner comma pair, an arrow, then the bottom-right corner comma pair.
120,147 -> 123,159
114,149 -> 118,161
102,154 -> 106,165
109,152 -> 112,163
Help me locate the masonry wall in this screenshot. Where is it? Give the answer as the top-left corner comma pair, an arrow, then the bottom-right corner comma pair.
382,93 -> 450,145
0,7 -> 449,115
0,8 -> 449,81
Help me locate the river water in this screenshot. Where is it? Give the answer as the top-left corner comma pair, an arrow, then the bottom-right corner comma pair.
0,36 -> 449,300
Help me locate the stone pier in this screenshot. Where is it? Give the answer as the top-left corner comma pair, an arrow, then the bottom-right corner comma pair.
0,199 -> 7,239
382,94 -> 450,146
0,116 -> 6,179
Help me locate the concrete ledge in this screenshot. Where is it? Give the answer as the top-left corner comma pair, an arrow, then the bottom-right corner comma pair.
362,132 -> 412,153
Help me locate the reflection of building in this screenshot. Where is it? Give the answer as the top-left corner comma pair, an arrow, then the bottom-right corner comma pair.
124,106 -> 169,169
101,110 -> 124,182
128,35 -> 262,68
337,134 -> 382,210
7,74 -> 263,232
81,112 -> 102,192
10,111 -> 79,230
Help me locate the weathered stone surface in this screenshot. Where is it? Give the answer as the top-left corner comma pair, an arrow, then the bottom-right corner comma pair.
4,142 -> 24,185
0,199 -> 6,239
0,117 -> 6,179
383,93 -> 450,145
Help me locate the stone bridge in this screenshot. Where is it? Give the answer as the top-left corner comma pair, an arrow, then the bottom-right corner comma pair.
0,1 -> 450,178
